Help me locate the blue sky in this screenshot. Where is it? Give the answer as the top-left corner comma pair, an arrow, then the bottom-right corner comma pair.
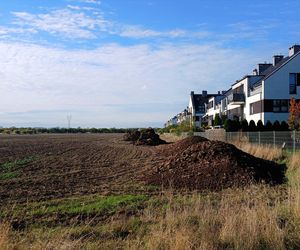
1,0 -> 300,128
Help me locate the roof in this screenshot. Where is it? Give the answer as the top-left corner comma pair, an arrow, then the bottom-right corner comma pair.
190,92 -> 222,112
252,50 -> 300,89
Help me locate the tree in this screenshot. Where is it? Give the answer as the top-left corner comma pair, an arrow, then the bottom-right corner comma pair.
248,120 -> 257,131
265,120 -> 273,131
288,97 -> 300,130
273,120 -> 281,131
214,114 -> 222,126
224,119 -> 233,132
241,119 -> 248,132
280,121 -> 289,131
257,120 -> 264,131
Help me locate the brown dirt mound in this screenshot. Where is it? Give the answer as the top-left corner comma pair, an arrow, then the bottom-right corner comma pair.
146,137 -> 286,191
162,136 -> 208,156
123,130 -> 141,142
124,128 -> 167,146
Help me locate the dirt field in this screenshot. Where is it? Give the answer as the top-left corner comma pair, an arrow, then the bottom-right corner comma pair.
0,134 -> 163,204
0,134 -> 284,205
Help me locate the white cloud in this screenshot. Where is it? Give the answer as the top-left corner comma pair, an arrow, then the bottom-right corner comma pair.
118,25 -> 211,39
0,25 -> 37,36
12,9 -> 109,39
7,6 -> 211,41
0,41 -> 271,127
80,0 -> 101,4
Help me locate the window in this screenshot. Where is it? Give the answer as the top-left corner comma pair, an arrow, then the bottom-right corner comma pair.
198,105 -> 205,113
207,101 -> 214,109
250,103 -> 254,115
273,99 -> 289,113
289,73 -> 300,94
273,100 -> 281,112
290,73 -> 296,94
281,100 -> 289,112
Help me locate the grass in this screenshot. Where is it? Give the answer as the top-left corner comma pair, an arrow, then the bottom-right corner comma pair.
0,156 -> 37,180
1,194 -> 149,226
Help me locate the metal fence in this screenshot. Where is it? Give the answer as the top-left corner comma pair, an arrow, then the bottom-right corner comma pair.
193,131 -> 300,154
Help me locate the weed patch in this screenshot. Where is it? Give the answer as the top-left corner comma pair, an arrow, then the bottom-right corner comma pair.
0,156 -> 37,180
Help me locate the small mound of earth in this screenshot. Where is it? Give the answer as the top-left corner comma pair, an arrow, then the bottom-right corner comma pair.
123,128 -> 167,146
146,136 -> 285,191
162,136 -> 209,156
123,130 -> 141,142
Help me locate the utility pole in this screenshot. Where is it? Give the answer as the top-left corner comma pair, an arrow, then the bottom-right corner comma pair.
67,115 -> 72,130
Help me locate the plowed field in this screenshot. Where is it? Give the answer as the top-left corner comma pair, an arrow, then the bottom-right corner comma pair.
0,134 -> 284,205
0,134 -> 162,204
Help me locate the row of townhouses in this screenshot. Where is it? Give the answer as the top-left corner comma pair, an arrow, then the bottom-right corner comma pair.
165,44 -> 300,128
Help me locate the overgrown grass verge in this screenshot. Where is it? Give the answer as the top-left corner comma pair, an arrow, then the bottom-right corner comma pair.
0,156 -> 37,180
1,194 -> 148,228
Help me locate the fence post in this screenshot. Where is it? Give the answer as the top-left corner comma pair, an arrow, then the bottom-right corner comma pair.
258,131 -> 261,146
273,131 -> 276,148
293,130 -> 296,155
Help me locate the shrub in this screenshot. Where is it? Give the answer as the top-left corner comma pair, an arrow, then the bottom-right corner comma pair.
248,120 -> 257,131
257,120 -> 264,131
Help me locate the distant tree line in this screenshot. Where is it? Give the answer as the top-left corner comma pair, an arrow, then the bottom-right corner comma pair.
0,127 -> 139,135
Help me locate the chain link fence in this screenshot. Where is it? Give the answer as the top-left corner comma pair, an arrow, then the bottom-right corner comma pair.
193,130 -> 300,154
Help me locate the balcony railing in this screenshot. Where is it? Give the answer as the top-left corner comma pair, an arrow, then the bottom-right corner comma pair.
228,93 -> 245,104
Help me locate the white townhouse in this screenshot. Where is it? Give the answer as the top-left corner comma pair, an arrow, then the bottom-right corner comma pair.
205,95 -> 224,125
165,44 -> 300,128
216,44 -> 300,124
188,91 -> 223,127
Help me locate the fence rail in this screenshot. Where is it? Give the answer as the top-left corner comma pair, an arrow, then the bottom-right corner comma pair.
192,131 -> 300,154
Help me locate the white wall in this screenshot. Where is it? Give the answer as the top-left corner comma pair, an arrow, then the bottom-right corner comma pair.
244,92 -> 263,123
264,54 -> 300,99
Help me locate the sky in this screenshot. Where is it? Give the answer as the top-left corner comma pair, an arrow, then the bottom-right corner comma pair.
1,0 -> 300,128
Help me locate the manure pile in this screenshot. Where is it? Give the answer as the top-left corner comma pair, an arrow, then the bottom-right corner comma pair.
123,128 -> 167,146
146,136 -> 285,191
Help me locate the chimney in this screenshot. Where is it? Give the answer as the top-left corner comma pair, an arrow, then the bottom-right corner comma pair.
202,90 -> 207,97
217,91 -> 220,95
273,55 -> 284,66
191,91 -> 194,96
222,90 -> 226,95
289,45 -> 300,57
253,69 -> 258,75
257,63 -> 272,75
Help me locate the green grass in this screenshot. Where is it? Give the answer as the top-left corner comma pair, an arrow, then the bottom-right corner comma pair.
0,156 -> 37,180
0,172 -> 18,180
1,194 -> 149,223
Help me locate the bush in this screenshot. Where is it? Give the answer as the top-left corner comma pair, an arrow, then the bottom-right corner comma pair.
273,120 -> 281,131
248,120 -> 257,132
257,120 -> 264,131
241,119 -> 248,132
265,120 -> 273,131
280,121 -> 289,131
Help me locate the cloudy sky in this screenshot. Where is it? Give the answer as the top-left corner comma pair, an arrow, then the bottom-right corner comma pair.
1,0 -> 300,128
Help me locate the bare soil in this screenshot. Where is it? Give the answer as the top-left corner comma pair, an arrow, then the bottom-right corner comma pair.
0,134 -> 285,204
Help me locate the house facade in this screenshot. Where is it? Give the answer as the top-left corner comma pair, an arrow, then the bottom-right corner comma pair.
165,44 -> 300,128
221,45 -> 300,124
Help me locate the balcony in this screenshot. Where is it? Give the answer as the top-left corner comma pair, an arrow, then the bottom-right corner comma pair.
228,93 -> 245,105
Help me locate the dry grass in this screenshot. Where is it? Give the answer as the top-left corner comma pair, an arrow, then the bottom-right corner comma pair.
0,223 -> 10,249
232,140 -> 283,161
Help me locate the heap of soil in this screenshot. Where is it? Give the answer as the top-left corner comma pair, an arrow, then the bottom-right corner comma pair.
146,136 -> 285,191
123,130 -> 141,142
123,128 -> 167,146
